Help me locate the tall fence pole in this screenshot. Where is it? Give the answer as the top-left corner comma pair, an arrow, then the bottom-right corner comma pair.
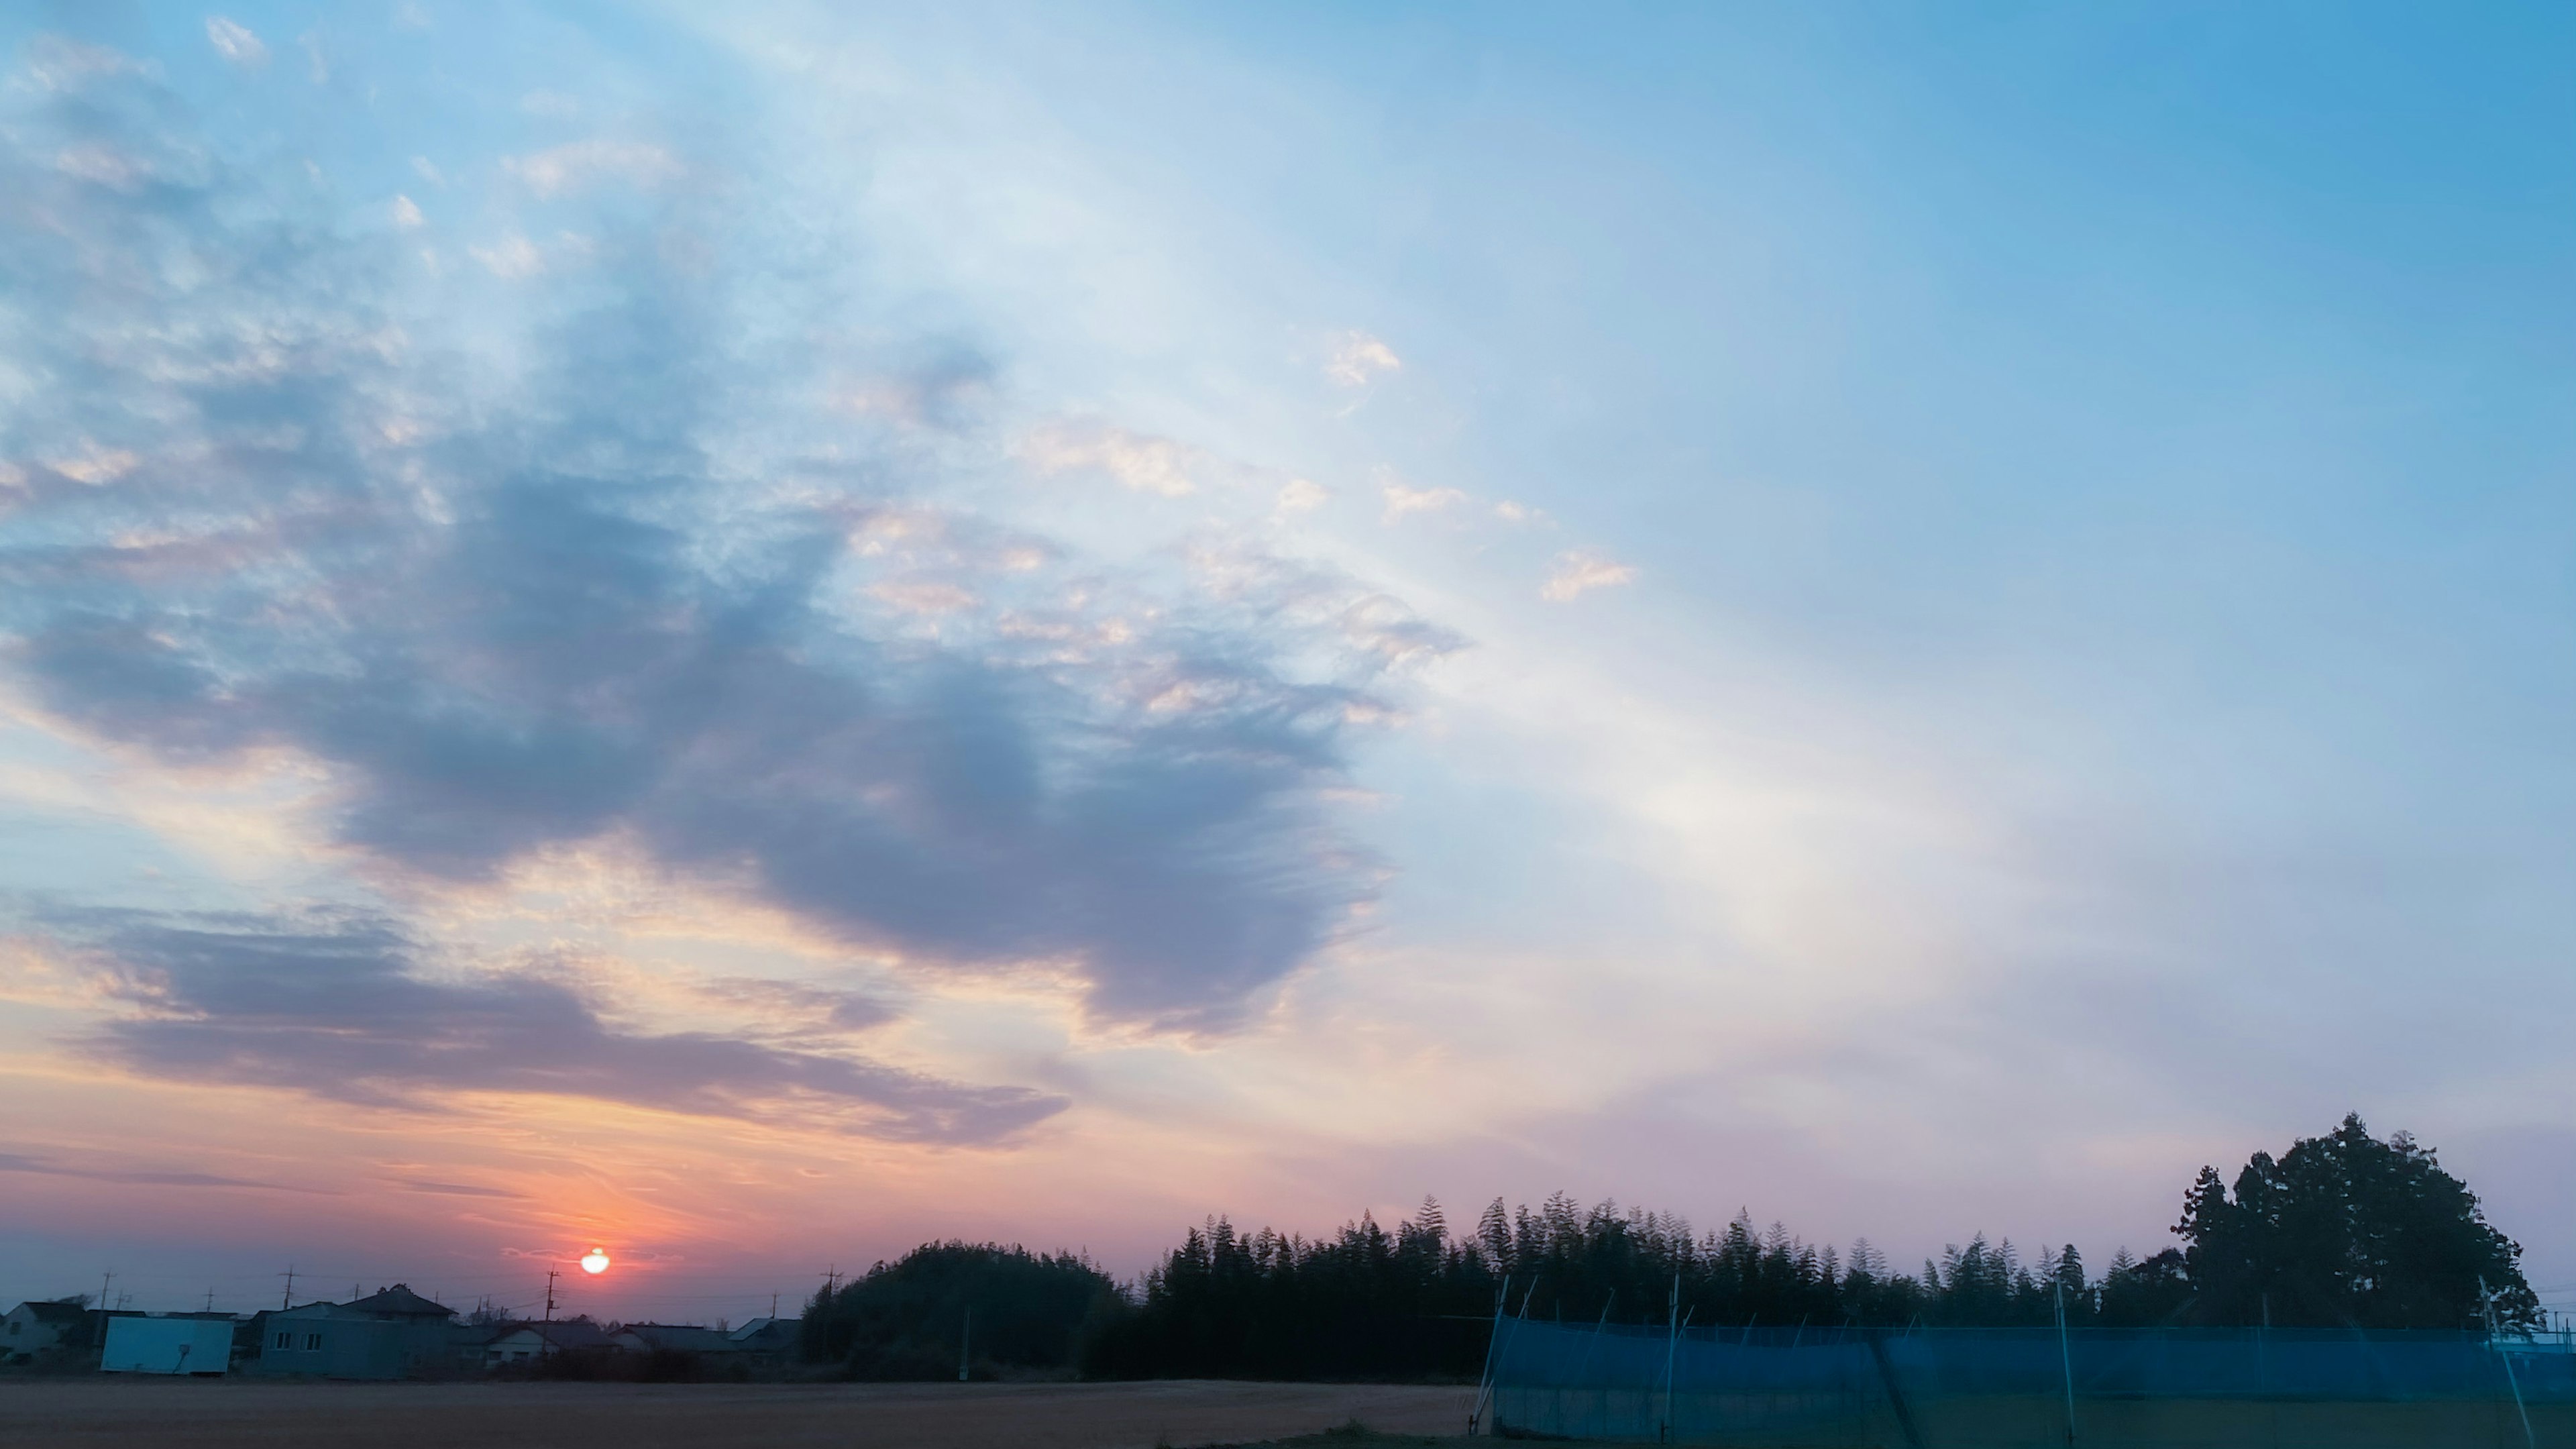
2481,1276 -> 2536,1449
1468,1276 -> 1508,1438
1660,1275 -> 1680,1444
2055,1282 -> 2078,1447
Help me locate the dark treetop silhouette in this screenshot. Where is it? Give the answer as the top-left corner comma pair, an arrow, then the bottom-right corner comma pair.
799,1116 -> 2537,1380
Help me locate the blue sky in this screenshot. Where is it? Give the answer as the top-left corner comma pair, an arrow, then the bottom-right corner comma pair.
1,3 -> 2571,1324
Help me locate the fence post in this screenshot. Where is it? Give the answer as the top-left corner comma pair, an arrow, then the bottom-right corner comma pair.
2481,1276 -> 2536,1449
1468,1276 -> 1507,1438
2055,1282 -> 2078,1448
1660,1275 -> 1680,1444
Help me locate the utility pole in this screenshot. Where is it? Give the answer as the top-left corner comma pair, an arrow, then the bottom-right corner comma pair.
205,1288 -> 216,1313
99,1271 -> 113,1312
543,1269 -> 560,1357
280,1266 -> 296,1309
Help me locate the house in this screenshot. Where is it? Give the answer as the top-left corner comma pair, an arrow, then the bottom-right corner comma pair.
480,1318 -> 615,1366
249,1284 -> 460,1380
3,1299 -> 89,1363
609,1322 -> 738,1356
729,1316 -> 800,1360
100,1315 -> 237,1375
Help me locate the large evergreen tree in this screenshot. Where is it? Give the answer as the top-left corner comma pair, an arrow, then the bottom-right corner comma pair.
2172,1114 -> 2536,1328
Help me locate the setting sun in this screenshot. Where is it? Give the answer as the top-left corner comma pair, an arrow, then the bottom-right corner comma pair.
580,1247 -> 612,1275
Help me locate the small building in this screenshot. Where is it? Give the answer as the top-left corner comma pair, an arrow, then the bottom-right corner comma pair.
609,1322 -> 738,1356
101,1315 -> 236,1375
3,1300 -> 89,1363
250,1284 -> 460,1380
729,1316 -> 800,1360
480,1318 -> 614,1366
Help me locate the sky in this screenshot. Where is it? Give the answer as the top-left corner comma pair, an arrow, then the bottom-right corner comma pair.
2,3 -> 2572,1328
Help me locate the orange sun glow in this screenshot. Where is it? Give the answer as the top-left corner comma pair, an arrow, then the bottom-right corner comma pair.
580,1247 -> 612,1275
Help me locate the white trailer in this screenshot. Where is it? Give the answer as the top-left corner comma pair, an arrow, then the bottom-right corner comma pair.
100,1316 -> 233,1375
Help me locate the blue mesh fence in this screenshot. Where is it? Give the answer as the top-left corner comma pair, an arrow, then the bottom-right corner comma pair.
1480,1319 -> 2576,1446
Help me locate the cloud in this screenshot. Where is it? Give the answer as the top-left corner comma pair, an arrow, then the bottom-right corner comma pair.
1381,481 -> 1467,523
386,1177 -> 529,1198
0,59 -> 1423,1030
833,347 -> 996,430
469,233 -> 548,277
502,140 -> 681,198
205,18 -> 269,69
54,143 -> 150,191
1017,420 -> 1202,497
62,914 -> 1063,1144
391,195 -> 424,229
25,39 -> 145,93
0,1148 -> 327,1193
693,977 -> 901,1034
1326,331 -> 1401,386
1541,549 -> 1640,602
1275,478 -> 1328,513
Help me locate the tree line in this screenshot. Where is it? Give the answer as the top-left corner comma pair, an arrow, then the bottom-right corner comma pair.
800,1115 -> 2540,1381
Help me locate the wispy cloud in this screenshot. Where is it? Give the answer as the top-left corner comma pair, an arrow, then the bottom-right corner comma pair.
1540,549 -> 1639,602
1381,481 -> 1467,523
1325,331 -> 1401,387
65,913 -> 1063,1144
1276,478 -> 1329,513
205,18 -> 268,69
502,140 -> 680,198
0,1148 -> 328,1194
468,230 -> 592,277
1018,420 -> 1203,496
385,1177 -> 529,1199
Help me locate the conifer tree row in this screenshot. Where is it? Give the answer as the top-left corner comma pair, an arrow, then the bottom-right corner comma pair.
795,1117 -> 2538,1379
1079,1116 -> 2537,1379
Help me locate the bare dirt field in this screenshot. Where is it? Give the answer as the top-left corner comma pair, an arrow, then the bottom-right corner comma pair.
0,1378 -> 1474,1449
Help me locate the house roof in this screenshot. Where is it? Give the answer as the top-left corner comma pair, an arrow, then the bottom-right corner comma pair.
271,1301 -> 368,1321
10,1300 -> 88,1324
730,1316 -> 799,1342
345,1283 -> 456,1320
614,1324 -> 737,1354
490,1319 -> 616,1351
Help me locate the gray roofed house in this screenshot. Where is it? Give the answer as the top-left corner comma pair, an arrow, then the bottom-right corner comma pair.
610,1323 -> 739,1356
343,1284 -> 458,1320
728,1316 -> 801,1359
249,1285 -> 460,1380
3,1299 -> 89,1363
480,1318 -> 617,1366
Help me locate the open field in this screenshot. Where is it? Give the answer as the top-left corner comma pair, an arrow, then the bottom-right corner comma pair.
0,1379 -> 1474,1449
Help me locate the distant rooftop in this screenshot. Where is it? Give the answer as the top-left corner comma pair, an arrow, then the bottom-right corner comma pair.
343,1283 -> 458,1320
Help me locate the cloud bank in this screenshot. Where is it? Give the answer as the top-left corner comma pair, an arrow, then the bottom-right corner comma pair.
61,912 -> 1058,1144
0,39 -> 1449,1142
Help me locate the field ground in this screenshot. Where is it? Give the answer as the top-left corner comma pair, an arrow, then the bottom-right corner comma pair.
0,1378 -> 1476,1449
